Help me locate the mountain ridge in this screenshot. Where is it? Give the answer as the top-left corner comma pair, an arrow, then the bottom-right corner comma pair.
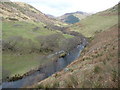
58,11 -> 90,24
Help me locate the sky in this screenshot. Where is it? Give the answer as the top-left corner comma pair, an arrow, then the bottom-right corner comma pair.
11,0 -> 119,17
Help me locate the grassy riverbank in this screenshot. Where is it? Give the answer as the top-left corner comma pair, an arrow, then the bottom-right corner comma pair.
2,20 -> 82,81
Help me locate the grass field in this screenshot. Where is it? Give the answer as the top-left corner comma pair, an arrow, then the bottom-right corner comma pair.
2,21 -> 55,79
2,21 -> 75,80
2,21 -> 57,39
3,52 -> 43,78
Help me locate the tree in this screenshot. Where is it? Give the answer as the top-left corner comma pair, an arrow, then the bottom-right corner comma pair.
36,33 -> 64,52
65,15 -> 80,24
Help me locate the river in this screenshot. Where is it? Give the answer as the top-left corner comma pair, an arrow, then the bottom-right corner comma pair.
1,39 -> 87,88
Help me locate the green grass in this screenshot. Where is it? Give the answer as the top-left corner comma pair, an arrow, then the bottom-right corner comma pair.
2,21 -> 57,40
3,52 -> 39,76
2,21 -> 56,79
63,34 -> 74,38
2,21 -> 75,80
2,21 -> 65,52
71,14 -> 118,37
2,51 -> 53,79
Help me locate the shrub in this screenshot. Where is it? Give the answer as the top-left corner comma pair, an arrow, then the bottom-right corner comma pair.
65,75 -> 78,88
93,66 -> 101,74
36,33 -> 64,52
37,84 -> 44,89
3,36 -> 24,51
2,36 -> 36,53
59,37 -> 81,52
52,81 -> 59,88
93,81 -> 102,88
8,17 -> 18,21
111,68 -> 118,82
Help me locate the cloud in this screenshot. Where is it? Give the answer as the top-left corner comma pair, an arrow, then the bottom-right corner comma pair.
11,0 -> 119,16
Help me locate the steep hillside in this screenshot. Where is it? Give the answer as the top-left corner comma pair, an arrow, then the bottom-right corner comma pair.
58,11 -> 89,24
31,4 -> 119,88
33,24 -> 118,88
0,2 -> 67,28
1,1 -> 119,88
69,4 -> 118,38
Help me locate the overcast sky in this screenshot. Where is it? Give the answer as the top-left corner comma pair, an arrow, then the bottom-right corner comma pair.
11,0 -> 119,17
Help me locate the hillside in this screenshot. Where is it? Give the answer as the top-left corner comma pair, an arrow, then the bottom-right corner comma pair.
1,1 -> 119,88
1,2 -> 83,81
46,14 -> 56,19
32,4 -> 119,88
0,2 -> 67,28
58,11 -> 89,24
69,4 -> 118,38
33,23 -> 118,89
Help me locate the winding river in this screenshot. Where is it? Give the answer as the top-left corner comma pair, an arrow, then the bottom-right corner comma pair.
1,39 -> 87,88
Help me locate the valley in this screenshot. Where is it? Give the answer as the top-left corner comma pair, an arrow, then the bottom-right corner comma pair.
0,1 -> 119,89
1,2 -> 84,83
31,3 -> 119,88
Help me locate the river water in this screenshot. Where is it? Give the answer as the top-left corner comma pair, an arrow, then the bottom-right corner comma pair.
1,41 -> 86,88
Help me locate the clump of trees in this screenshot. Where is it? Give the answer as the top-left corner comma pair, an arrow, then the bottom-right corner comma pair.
2,36 -> 23,52
65,15 -> 80,24
2,36 -> 34,53
59,37 -> 81,52
36,33 -> 63,52
2,33 -> 82,54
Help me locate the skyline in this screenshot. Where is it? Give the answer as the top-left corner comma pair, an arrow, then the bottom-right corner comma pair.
11,0 -> 119,16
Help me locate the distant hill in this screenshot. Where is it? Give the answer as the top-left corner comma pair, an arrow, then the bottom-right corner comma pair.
58,11 -> 90,24
0,2 -> 67,29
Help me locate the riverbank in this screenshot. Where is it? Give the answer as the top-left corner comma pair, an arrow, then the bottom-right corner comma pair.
2,40 -> 87,88
33,25 -> 118,88
4,50 -> 67,82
